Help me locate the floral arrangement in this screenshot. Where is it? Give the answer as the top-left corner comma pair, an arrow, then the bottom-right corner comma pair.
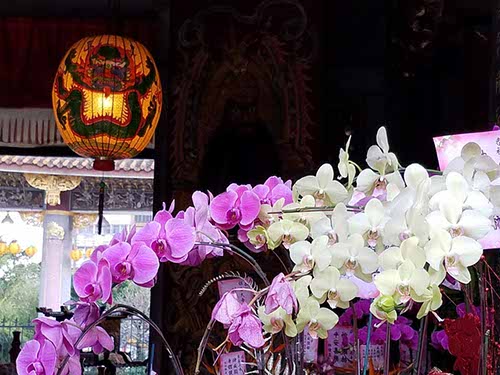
16,127 -> 500,375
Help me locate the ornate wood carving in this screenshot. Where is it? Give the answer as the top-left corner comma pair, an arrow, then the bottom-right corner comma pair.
170,0 -> 316,193
70,178 -> 153,212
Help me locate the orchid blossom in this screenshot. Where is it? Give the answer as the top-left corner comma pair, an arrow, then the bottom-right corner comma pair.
348,198 -> 388,251
296,298 -> 339,339
424,229 -> 482,284
330,234 -> 378,282
293,163 -> 349,206
267,219 -> 309,250
289,235 -> 332,272
258,306 -> 297,337
310,266 -> 357,309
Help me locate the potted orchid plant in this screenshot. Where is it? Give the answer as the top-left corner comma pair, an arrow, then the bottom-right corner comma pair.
15,127 -> 499,375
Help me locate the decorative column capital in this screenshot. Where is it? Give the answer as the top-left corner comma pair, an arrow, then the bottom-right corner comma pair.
73,214 -> 98,230
19,211 -> 45,227
24,174 -> 82,206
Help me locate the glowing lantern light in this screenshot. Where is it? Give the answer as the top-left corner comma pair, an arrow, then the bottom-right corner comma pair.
0,241 -> 6,256
9,241 -> 21,255
25,246 -> 37,258
70,249 -> 83,262
85,248 -> 94,258
52,35 -> 162,171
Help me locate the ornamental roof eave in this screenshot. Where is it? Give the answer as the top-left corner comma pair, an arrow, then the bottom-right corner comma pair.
0,155 -> 154,179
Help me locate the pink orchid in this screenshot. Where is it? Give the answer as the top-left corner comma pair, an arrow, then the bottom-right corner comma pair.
90,244 -> 108,264
102,242 -> 159,285
228,303 -> 265,348
59,353 -> 82,375
253,176 -> 293,205
73,259 -> 112,304
16,340 -> 57,375
265,273 -> 298,315
33,317 -> 81,356
73,302 -> 100,329
181,192 -> 228,266
210,185 -> 261,230
76,326 -> 114,354
132,204 -> 195,263
109,225 -> 136,246
212,292 -> 242,325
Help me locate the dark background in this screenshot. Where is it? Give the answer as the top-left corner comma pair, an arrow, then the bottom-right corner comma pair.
0,0 -> 497,372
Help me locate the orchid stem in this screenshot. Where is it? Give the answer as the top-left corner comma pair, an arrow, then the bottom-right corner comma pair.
415,315 -> 428,375
383,323 -> 391,375
352,301 -> 360,375
57,304 -> 184,375
362,302 -> 373,375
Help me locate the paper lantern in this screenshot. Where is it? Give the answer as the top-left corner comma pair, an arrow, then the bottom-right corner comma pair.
70,249 -> 83,262
52,35 -> 162,171
9,241 -> 21,255
25,246 -> 37,257
0,241 -> 6,256
85,248 -> 94,258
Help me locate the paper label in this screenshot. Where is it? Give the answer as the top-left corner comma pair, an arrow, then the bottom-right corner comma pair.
325,326 -> 355,367
359,344 -> 384,370
219,351 -> 246,375
218,278 -> 254,304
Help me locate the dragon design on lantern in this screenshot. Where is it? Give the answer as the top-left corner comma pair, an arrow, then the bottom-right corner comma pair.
52,36 -> 162,159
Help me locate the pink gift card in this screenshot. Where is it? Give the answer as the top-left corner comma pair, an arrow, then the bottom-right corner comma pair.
325,326 -> 355,367
219,351 -> 246,375
434,130 -> 500,249
217,278 -> 254,304
303,327 -> 318,363
433,129 -> 500,170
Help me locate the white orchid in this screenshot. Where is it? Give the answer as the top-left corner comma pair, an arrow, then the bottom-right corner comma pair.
283,195 -> 326,228
310,266 -> 358,309
267,219 -> 309,250
338,136 -> 357,188
424,229 -> 483,284
356,127 -> 404,197
330,233 -> 378,282
378,236 -> 426,271
296,297 -> 339,339
290,236 -> 332,272
369,295 -> 398,324
258,198 -> 285,227
348,198 -> 389,251
366,127 -> 399,174
292,275 -> 312,307
310,203 -> 350,245
374,260 -> 430,304
258,306 -> 297,337
429,171 -> 493,218
356,168 -> 405,198
426,198 -> 492,241
411,284 -> 442,319
293,163 -> 349,206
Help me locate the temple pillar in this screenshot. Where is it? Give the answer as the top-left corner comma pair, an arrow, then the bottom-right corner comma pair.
23,174 -> 81,312
39,200 -> 73,311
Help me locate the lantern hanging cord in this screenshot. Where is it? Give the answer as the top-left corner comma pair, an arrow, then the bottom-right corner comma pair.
97,178 -> 106,235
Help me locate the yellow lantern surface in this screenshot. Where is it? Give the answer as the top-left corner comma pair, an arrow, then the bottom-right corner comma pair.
0,241 -> 6,256
25,246 -> 37,257
85,248 -> 94,258
70,249 -> 83,262
52,35 -> 162,171
9,241 -> 21,255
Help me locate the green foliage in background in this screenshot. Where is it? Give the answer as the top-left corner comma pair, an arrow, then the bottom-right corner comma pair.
0,254 -> 40,322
